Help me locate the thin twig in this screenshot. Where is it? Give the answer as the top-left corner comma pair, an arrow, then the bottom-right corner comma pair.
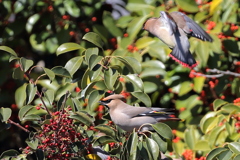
60,91 -> 70,111
36,90 -> 52,115
193,68 -> 240,78
8,119 -> 30,133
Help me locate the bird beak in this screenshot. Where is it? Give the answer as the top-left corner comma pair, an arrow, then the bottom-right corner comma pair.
99,101 -> 107,106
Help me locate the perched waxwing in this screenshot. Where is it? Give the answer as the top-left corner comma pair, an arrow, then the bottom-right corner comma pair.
99,94 -> 180,132
143,11 -> 212,69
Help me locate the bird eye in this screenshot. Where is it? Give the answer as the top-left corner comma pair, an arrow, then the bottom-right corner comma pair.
104,99 -> 112,103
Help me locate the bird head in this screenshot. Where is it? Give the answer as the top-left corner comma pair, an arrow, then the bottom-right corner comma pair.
99,94 -> 125,108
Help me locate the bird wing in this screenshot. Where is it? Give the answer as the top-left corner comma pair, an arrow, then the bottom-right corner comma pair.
171,12 -> 212,42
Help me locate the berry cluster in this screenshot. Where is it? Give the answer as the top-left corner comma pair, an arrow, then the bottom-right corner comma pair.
34,109 -> 93,159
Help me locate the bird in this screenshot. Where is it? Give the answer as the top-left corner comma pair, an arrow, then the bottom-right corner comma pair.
99,94 -> 181,132
143,11 -> 212,69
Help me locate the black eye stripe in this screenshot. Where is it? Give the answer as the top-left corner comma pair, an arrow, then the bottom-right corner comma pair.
102,99 -> 112,103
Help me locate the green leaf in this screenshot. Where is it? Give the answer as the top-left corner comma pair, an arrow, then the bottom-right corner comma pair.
152,123 -> 173,139
103,11 -> 122,37
194,140 -> 211,151
81,69 -> 90,89
18,105 -> 34,121
0,107 -> 12,123
26,138 -> 39,150
201,117 -> 219,133
13,0 -> 26,13
94,125 -> 115,138
193,76 -> 206,93
93,135 -> 117,146
135,37 -> 156,49
83,32 -> 104,49
23,114 -> 41,121
65,56 -> 83,76
217,150 -> 233,160
228,142 -> 240,154
126,3 -> 155,12
221,104 -> 240,113
26,83 -> 37,104
127,15 -> 149,41
12,67 -> 24,80
63,0 -> 80,17
89,55 -> 103,70
184,126 -> 197,149
44,89 -> 55,105
195,41 -> 210,67
206,148 -> 228,160
69,111 -> 94,126
0,46 -> 18,57
51,66 -> 71,78
0,149 -> 19,159
56,43 -> 85,56
233,154 -> 240,160
19,57 -> 34,72
115,56 -> 141,74
15,83 -> 27,108
85,48 -> 99,64
179,81 -> 192,96
213,99 -> 228,111
80,81 -> 97,99
125,74 -> 144,92
146,137 -> 159,160
128,132 -> 138,160
88,90 -> 103,110
131,92 -> 151,107
104,68 -> 118,91
42,67 -> 55,82
151,133 -> 167,153
26,14 -> 40,33
175,0 -> 199,13
200,111 -> 217,133
208,125 -> 225,147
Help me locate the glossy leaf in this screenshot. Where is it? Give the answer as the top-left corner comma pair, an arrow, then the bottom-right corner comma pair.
93,135 -> 117,147
65,56 -> 83,76
128,131 -> 138,160
104,68 -> 118,91
151,133 -> 167,153
193,76 -> 206,93
125,74 -> 144,92
83,32 -> 104,49
206,147 -> 228,160
12,67 -> 24,80
26,14 -> 40,33
175,0 -> 199,13
26,83 -> 37,104
103,11 -> 122,37
152,123 -> 173,139
0,107 -> 12,123
85,48 -> 99,64
63,0 -> 80,17
184,126 -> 197,149
146,137 -> 159,160
42,67 -> 55,82
213,99 -> 228,111
217,150 -> 233,160
0,46 -> 18,57
44,89 -> 55,105
19,57 -> 34,72
194,140 -> 211,151
89,55 -> 102,70
18,105 -> 34,121
179,81 -> 192,96
69,111 -> 94,126
201,117 -> 219,133
94,124 -> 115,138
88,90 -> 103,110
56,43 -> 85,56
135,37 -> 155,49
0,149 -> 19,159
80,81 -> 97,99
131,92 -> 151,107
115,56 -> 141,74
26,138 -> 38,150
228,142 -> 240,154
221,104 -> 240,113
51,66 -> 71,78
15,83 -> 27,107
23,114 -> 41,121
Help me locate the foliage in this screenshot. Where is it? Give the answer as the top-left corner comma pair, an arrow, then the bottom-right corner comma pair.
0,0 -> 240,160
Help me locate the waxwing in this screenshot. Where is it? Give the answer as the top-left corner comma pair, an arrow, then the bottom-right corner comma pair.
99,94 -> 180,132
143,11 -> 212,69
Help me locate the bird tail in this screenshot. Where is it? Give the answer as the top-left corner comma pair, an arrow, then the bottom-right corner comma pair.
170,45 -> 197,69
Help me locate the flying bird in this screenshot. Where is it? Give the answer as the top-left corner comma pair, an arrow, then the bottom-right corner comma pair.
99,94 -> 180,132
143,11 -> 212,69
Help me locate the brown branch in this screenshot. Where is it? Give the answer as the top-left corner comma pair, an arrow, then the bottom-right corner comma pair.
36,90 -> 52,115
8,119 -> 30,133
193,68 -> 240,78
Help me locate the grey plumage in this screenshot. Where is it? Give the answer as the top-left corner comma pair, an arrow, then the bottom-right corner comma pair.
99,94 -> 180,132
143,11 -> 212,69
